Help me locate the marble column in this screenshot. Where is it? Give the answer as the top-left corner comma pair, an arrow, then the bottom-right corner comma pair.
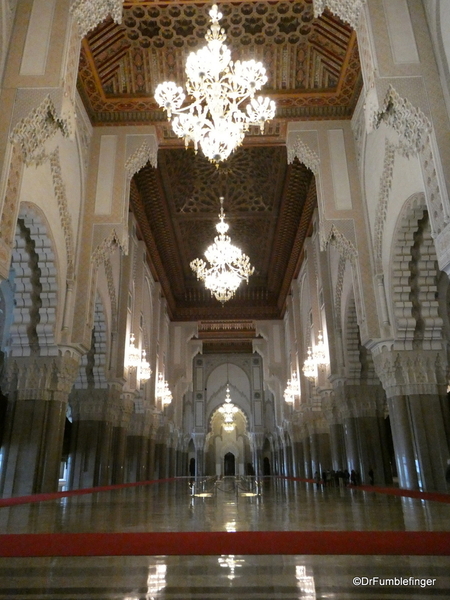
374,349 -> 450,492
126,409 -> 153,483
69,389 -> 114,489
0,354 -> 79,497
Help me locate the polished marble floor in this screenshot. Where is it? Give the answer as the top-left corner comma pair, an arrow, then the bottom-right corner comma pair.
1,477 -> 449,599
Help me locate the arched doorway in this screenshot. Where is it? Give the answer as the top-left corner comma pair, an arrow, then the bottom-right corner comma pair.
224,452 -> 235,476
263,456 -> 271,476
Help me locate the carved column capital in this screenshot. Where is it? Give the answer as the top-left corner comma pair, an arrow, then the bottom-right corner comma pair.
373,349 -> 447,398
4,353 -> 80,402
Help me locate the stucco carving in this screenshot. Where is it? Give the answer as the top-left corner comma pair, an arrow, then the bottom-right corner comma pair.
104,257 -> 118,332
324,224 -> 358,265
374,140 -> 396,273
49,149 -> 75,279
9,95 -> 70,165
374,86 -> 431,158
313,0 -> 367,30
334,255 -> 346,331
373,349 -> 447,398
4,355 -> 80,402
125,139 -> 158,178
287,137 -> 320,175
70,0 -> 123,39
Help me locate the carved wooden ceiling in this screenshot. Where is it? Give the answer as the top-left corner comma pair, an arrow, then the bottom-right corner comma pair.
77,0 -> 362,346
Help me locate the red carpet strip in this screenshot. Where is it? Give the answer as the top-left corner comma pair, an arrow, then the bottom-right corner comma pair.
0,478 -> 177,508
0,531 -> 449,557
285,477 -> 450,504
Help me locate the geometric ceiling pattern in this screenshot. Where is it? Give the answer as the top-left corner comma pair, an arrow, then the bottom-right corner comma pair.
77,0 -> 362,349
130,146 -> 315,322
78,0 -> 362,132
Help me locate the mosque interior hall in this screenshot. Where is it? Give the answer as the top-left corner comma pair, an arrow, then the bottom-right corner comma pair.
0,0 -> 450,598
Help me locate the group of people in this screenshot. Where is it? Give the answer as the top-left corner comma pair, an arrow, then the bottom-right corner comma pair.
314,467 -> 375,487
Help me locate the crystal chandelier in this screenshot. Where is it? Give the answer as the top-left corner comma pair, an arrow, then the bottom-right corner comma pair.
127,334 -> 152,382
157,373 -> 172,406
190,197 -> 254,303
139,349 -> 152,382
313,331 -> 328,371
302,347 -> 317,382
284,371 -> 299,403
219,385 -> 238,431
154,4 -> 276,164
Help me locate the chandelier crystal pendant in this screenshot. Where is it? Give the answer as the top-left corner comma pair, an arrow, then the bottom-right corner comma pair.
219,385 -> 239,431
190,197 -> 254,303
154,4 -> 276,164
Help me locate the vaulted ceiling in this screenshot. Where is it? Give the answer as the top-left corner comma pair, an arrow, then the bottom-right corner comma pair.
77,0 -> 362,348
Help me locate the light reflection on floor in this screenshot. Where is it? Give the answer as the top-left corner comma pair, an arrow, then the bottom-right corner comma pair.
0,477 -> 449,598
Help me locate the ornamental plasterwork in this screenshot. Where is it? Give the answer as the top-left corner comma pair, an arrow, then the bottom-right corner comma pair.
287,137 -> 320,175
125,139 -> 158,179
9,95 -> 70,165
373,86 -> 431,158
334,254 -> 347,330
4,355 -> 80,401
372,350 -> 447,398
104,257 -> 118,332
49,149 -> 75,279
374,140 -> 396,273
91,228 -> 122,267
325,224 -> 357,265
70,0 -> 123,39
313,0 -> 367,30
0,144 -> 23,256
374,86 -> 448,235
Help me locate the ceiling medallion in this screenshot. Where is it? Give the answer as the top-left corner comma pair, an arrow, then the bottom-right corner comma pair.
190,196 -> 254,303
154,4 -> 276,164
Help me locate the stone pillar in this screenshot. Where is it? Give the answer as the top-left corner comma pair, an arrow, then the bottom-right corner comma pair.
322,391 -> 347,471
109,393 -> 134,485
126,409 -> 153,483
0,354 -> 79,497
301,427 -> 312,478
192,433 -> 205,477
374,349 -> 450,491
69,388 -> 115,489
147,432 -> 156,479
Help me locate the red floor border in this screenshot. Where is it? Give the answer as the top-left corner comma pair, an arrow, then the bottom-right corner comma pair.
0,531 -> 449,557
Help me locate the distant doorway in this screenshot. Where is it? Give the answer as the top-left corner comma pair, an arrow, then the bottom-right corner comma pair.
224,452 -> 235,476
263,456 -> 271,476
189,457 -> 196,477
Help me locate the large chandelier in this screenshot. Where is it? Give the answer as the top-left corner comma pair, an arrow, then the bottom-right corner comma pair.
190,197 -> 254,303
154,4 -> 276,164
219,385 -> 239,431
284,371 -> 299,404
